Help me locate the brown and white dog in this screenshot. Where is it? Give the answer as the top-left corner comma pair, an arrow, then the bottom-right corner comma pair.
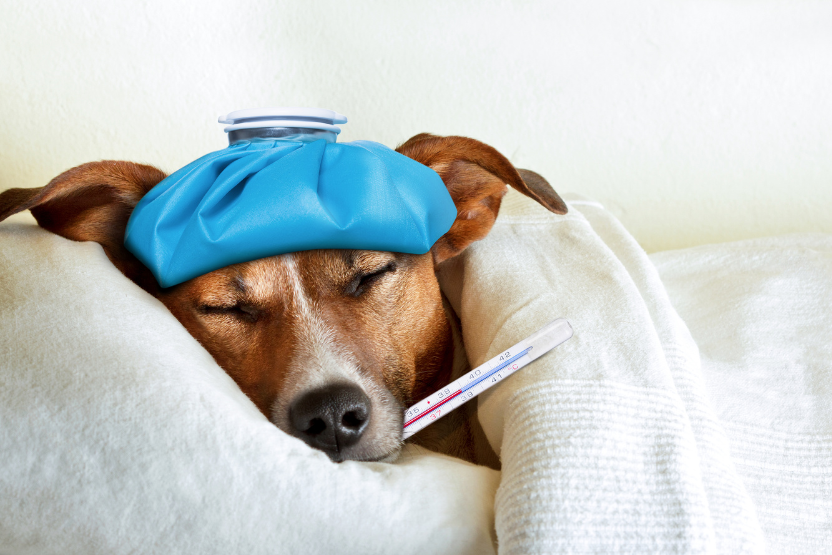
0,134 -> 566,468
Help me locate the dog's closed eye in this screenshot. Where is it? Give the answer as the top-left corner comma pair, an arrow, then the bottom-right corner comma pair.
198,303 -> 262,323
345,262 -> 397,297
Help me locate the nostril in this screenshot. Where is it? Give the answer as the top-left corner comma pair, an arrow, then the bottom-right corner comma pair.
305,418 -> 327,436
341,410 -> 365,429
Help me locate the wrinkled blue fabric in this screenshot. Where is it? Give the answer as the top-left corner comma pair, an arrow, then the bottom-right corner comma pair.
124,139 -> 457,288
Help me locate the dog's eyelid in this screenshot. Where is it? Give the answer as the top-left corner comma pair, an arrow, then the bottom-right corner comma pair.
375,260 -> 397,273
198,302 -> 262,322
345,261 -> 397,297
361,261 -> 397,281
349,251 -> 398,271
198,301 -> 240,310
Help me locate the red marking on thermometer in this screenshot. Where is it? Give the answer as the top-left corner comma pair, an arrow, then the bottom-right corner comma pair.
402,318 -> 573,440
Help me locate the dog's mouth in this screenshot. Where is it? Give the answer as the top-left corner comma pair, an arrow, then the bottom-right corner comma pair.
271,381 -> 405,463
327,446 -> 403,464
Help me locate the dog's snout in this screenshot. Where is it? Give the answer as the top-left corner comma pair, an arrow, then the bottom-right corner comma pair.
289,384 -> 371,458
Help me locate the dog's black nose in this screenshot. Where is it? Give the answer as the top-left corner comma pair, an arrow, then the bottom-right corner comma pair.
289,384 -> 371,458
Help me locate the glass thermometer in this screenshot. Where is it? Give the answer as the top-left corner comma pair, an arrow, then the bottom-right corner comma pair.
403,318 -> 573,439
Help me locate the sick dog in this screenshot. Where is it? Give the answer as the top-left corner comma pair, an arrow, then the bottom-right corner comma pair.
0,134 -> 566,468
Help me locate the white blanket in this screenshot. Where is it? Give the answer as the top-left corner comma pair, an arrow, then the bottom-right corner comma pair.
440,191 -> 831,554
2,192 -> 830,554
653,234 -> 832,554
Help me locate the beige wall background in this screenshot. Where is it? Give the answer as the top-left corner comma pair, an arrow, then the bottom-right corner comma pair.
1,0 -> 830,252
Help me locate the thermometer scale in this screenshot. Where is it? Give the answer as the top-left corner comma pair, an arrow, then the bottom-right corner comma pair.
403,318 -> 573,439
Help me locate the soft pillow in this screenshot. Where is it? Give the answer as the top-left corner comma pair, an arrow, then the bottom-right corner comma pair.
0,222 -> 499,555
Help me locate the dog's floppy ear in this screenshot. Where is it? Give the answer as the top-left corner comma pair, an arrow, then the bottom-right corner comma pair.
0,161 -> 166,292
397,133 -> 567,265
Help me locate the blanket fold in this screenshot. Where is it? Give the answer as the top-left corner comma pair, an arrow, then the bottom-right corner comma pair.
652,233 -> 832,554
442,191 -> 768,553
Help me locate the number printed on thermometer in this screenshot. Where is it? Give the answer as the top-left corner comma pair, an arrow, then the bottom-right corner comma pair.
402,319 -> 573,439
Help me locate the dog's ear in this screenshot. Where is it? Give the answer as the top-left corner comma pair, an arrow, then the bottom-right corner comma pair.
0,161 -> 166,292
397,133 -> 567,265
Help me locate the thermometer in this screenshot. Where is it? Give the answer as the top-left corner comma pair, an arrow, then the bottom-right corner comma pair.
402,318 -> 573,439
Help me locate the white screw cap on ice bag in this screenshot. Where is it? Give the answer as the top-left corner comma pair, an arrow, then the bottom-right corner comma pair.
218,107 -> 348,144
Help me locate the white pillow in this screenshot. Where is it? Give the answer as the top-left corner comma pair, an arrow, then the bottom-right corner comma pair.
0,222 -> 499,555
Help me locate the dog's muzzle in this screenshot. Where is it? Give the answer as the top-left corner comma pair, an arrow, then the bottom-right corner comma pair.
288,383 -> 371,461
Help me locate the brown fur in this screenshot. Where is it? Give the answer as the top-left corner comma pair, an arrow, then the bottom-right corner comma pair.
0,134 -> 566,467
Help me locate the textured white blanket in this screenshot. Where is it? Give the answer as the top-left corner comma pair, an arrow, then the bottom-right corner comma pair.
653,234 -> 832,554
440,191 -> 831,554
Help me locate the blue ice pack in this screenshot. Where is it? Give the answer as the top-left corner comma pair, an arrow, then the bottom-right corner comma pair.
124,108 -> 457,288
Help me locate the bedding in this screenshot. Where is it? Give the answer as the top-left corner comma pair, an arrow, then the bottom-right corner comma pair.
652,234 -> 832,554
1,190 -> 830,554
440,191 -> 831,554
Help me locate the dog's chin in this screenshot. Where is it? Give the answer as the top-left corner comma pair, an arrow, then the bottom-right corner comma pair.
373,447 -> 402,463
327,444 -> 402,464
317,428 -> 404,463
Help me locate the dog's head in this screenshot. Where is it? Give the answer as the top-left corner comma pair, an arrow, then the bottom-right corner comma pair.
0,134 -> 566,462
